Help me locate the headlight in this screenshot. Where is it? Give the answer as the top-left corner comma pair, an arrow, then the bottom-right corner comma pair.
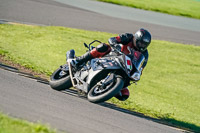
131,71 -> 141,81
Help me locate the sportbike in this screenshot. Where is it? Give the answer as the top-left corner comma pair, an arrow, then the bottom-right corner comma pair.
49,40 -> 145,103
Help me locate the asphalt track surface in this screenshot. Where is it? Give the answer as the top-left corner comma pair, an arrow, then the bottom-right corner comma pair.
0,0 -> 198,133
0,68 -> 183,133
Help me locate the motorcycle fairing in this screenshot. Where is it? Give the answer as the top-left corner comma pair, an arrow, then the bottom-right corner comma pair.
90,57 -> 121,71
132,51 -> 145,71
72,68 -> 89,92
125,55 -> 133,71
70,57 -> 120,93
86,58 -> 121,85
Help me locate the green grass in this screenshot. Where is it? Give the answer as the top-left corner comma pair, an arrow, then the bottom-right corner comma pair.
0,24 -> 200,132
109,41 -> 200,131
97,0 -> 200,19
0,24 -> 112,75
0,112 -> 56,133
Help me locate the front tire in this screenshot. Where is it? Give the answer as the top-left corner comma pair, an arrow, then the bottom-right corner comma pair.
49,65 -> 72,91
87,74 -> 124,103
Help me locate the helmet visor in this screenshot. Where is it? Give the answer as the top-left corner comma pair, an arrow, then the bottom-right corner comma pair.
136,40 -> 148,52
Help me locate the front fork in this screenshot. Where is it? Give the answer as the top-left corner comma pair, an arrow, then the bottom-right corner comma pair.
67,61 -> 77,87
66,49 -> 77,87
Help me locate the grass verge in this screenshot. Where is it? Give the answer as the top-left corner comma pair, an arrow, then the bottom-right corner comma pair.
0,24 -> 200,132
0,112 -> 56,133
98,0 -> 200,19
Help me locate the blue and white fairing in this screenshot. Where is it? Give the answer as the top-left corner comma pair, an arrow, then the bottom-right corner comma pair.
132,51 -> 145,72
86,57 -> 121,85
91,57 -> 121,71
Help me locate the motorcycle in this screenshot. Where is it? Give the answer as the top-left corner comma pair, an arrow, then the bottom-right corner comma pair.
49,40 -> 145,103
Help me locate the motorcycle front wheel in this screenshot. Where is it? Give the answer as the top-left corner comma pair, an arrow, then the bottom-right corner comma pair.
49,64 -> 72,91
87,74 -> 124,103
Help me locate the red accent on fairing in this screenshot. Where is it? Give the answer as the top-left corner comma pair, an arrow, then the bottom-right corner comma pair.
90,45 -> 111,58
134,51 -> 141,59
116,36 -> 121,42
127,60 -> 131,65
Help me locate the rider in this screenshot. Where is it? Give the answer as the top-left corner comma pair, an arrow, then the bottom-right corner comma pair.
70,28 -> 151,101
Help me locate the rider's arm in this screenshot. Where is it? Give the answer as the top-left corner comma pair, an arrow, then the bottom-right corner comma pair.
108,33 -> 133,45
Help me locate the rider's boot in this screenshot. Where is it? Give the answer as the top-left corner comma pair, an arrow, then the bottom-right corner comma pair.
115,87 -> 130,101
67,43 -> 111,69
70,52 -> 93,69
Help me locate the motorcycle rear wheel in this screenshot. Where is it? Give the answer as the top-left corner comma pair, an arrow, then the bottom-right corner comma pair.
49,65 -> 72,91
87,74 -> 124,103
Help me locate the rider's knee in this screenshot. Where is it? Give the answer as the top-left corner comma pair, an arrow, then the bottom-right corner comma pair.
96,43 -> 111,53
90,43 -> 111,58
115,87 -> 130,101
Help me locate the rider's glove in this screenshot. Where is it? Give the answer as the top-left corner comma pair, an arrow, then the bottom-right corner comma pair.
108,37 -> 117,46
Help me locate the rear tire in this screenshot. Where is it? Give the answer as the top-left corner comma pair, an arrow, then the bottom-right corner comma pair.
87,74 -> 124,103
49,65 -> 72,91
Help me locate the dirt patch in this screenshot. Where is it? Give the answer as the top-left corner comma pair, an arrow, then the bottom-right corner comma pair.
0,55 -> 49,80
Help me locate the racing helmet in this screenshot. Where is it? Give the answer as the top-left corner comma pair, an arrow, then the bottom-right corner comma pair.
134,28 -> 151,52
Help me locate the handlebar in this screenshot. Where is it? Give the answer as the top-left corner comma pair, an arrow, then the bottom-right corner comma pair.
110,44 -> 124,55
84,40 -> 125,56
84,40 -> 102,51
